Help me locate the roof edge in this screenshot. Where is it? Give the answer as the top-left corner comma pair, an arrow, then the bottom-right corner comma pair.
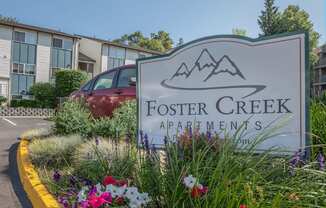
0,21 -> 79,39
76,34 -> 163,55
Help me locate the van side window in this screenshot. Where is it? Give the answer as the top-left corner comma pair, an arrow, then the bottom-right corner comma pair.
117,68 -> 136,88
93,71 -> 116,90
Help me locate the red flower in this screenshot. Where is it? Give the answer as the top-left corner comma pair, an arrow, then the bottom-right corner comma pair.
191,185 -> 208,198
239,205 -> 247,208
115,197 -> 125,205
103,176 -> 117,186
191,186 -> 201,198
87,192 -> 112,208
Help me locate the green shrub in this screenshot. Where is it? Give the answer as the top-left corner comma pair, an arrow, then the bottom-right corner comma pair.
55,69 -> 88,97
73,139 -> 136,182
54,100 -> 92,136
30,82 -> 56,108
29,135 -> 83,168
110,100 -> 137,138
10,99 -> 40,108
0,96 -> 6,105
311,100 -> 326,156
21,128 -> 52,140
90,100 -> 136,140
91,117 -> 114,138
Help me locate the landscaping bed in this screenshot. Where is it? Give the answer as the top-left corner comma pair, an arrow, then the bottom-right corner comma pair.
22,99 -> 326,208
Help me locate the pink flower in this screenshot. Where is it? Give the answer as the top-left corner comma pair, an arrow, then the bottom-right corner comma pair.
87,192 -> 112,208
239,205 -> 247,208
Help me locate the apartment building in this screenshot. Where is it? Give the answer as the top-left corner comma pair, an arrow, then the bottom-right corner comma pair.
313,44 -> 326,96
77,35 -> 161,77
0,21 -> 79,100
0,21 -> 160,101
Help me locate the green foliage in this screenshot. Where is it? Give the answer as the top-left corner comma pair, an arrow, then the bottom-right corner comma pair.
91,117 -> 113,138
55,69 -> 87,97
110,100 -> 137,138
30,82 -> 56,108
258,2 -> 320,66
258,0 -> 282,36
232,28 -> 247,36
134,131 -> 326,207
0,96 -> 7,105
91,100 -> 137,139
29,135 -> 83,168
54,100 -> 92,137
113,30 -> 173,52
311,100 -> 326,156
73,139 -> 136,182
10,99 -> 41,108
280,5 -> 320,66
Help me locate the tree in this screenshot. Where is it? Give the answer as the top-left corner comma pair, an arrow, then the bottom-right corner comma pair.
0,14 -> 18,23
280,5 -> 320,65
113,30 -> 173,52
258,0 -> 282,36
258,3 -> 320,66
232,28 -> 247,36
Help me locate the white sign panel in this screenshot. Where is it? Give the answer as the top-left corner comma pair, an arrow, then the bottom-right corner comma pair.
137,33 -> 308,153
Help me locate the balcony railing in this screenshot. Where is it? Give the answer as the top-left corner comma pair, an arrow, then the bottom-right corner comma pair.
0,83 -> 8,98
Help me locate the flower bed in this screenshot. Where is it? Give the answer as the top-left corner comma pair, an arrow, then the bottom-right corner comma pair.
22,100 -> 326,208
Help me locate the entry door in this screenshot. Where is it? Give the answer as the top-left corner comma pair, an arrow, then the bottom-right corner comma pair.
87,70 -> 118,117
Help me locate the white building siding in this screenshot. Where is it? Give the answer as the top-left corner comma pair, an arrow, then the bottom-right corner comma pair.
101,45 -> 109,72
0,78 -> 9,98
79,38 -> 102,75
36,32 -> 51,82
125,49 -> 138,65
0,26 -> 12,78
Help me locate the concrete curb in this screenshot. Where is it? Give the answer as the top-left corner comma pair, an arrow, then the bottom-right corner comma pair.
17,139 -> 61,208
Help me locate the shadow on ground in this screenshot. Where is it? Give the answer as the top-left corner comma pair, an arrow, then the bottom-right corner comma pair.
2,142 -> 33,208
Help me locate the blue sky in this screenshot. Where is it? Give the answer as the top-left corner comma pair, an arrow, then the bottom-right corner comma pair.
1,0 -> 325,46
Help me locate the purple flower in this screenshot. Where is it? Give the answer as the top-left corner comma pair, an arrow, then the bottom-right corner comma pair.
144,133 -> 149,150
80,201 -> 89,208
83,178 -> 92,186
206,131 -> 212,140
317,152 -> 325,171
88,185 -> 97,196
189,127 -> 193,138
69,175 -> 77,186
95,137 -> 99,145
58,196 -> 69,208
53,170 -> 61,182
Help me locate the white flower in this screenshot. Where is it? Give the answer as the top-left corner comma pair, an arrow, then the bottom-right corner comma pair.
183,175 -> 197,189
77,186 -> 89,202
139,192 -> 151,204
96,183 -> 104,195
106,184 -> 125,198
124,187 -> 139,201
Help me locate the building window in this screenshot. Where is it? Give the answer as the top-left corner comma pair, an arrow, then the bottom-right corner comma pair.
108,46 -> 125,70
11,33 -> 36,98
51,37 -> 73,77
79,62 -> 94,78
14,31 -> 25,42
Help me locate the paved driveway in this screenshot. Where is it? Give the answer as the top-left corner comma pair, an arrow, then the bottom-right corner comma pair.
0,118 -> 53,208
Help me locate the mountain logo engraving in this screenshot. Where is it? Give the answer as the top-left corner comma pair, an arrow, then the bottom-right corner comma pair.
161,48 -> 266,98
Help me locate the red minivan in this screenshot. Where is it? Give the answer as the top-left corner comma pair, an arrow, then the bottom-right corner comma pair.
70,65 -> 136,118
